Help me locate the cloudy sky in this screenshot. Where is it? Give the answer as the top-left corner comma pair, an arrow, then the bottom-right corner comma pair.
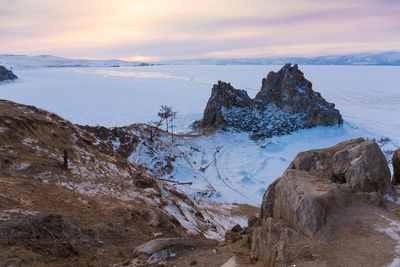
1,0 -> 399,61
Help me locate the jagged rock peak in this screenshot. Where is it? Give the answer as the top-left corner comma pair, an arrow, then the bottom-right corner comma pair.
199,80 -> 253,129
0,66 -> 17,82
199,64 -> 343,138
255,63 -> 311,111
255,63 -> 342,126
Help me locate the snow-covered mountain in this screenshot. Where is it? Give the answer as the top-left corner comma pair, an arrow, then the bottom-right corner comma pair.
163,51 -> 400,66
2,51 -> 400,69
0,54 -> 151,69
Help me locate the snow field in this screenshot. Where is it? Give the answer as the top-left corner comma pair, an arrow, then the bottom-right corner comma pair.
1,64 -> 399,205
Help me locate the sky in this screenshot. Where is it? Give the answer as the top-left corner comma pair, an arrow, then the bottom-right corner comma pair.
0,0 -> 399,61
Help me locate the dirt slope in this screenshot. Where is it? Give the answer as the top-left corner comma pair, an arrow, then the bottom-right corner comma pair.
0,99 -> 257,266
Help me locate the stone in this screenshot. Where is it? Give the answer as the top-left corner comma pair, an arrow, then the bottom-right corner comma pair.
392,148 -> 400,185
247,215 -> 258,227
221,256 -> 238,267
231,224 -> 242,232
0,66 -> 17,82
288,138 -> 392,195
225,224 -> 245,243
134,237 -> 202,255
199,64 -> 342,138
250,138 -> 392,265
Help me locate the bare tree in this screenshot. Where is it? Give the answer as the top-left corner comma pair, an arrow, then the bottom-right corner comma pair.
158,105 -> 174,133
148,119 -> 163,142
169,110 -> 177,142
153,105 -> 178,142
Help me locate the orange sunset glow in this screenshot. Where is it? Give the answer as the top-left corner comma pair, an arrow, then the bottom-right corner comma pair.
1,0 -> 400,60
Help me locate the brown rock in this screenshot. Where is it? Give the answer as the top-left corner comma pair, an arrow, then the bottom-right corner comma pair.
199,81 -> 253,129
392,148 -> 400,185
251,138 -> 392,265
254,63 -> 342,127
247,215 -> 258,227
289,138 -> 392,194
231,224 -> 242,232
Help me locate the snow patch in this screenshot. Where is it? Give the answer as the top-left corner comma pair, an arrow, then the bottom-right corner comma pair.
376,215 -> 400,266
11,162 -> 30,171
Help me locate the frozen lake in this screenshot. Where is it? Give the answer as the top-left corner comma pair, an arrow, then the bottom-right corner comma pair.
1,65 -> 399,204
1,65 -> 399,140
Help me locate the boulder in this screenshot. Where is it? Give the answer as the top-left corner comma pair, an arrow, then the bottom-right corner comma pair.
199,64 -> 342,138
134,237 -> 203,255
221,256 -> 238,267
0,66 -> 17,82
250,138 -> 392,265
393,148 -> 400,185
288,138 -> 392,195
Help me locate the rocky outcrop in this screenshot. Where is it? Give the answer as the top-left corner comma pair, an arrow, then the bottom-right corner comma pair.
0,66 -> 17,82
199,64 -> 342,138
200,81 -> 253,129
249,138 -> 392,266
288,138 -> 392,195
255,63 -> 342,126
393,148 -> 400,185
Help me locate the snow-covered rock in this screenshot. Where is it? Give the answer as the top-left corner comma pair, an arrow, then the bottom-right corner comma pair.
200,64 -> 343,138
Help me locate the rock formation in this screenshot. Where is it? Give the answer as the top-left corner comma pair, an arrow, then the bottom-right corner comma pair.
248,138 -> 393,266
200,81 -> 253,129
0,66 -> 17,82
200,64 -> 342,138
393,148 -> 400,185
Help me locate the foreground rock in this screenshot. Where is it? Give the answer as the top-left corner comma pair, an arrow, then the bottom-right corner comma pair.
392,148 -> 400,185
200,64 -> 342,138
0,66 -> 17,82
247,138 -> 395,266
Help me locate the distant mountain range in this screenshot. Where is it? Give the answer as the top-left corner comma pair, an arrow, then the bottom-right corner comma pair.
0,54 -> 151,69
1,52 -> 400,69
163,51 -> 400,66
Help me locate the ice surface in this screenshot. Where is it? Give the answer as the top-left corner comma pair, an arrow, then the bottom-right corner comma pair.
129,123 -> 383,205
1,64 -> 399,205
